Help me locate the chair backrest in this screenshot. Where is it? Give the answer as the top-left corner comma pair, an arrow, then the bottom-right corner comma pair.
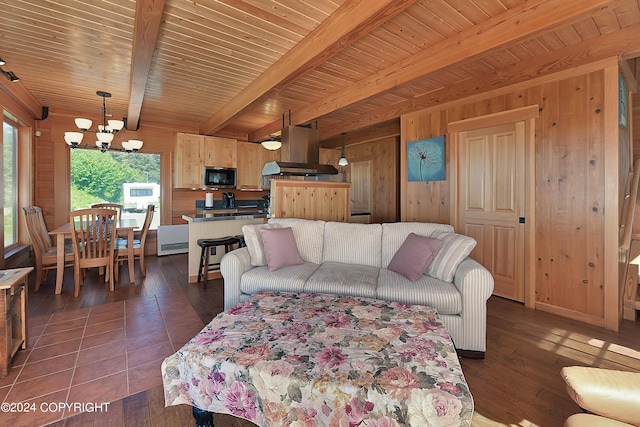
70,208 -> 117,262
90,203 -> 123,221
138,205 -> 155,248
23,206 -> 49,257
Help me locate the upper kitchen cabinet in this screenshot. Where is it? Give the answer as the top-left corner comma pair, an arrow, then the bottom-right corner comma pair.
204,136 -> 237,168
175,133 -> 205,188
175,133 -> 237,188
237,142 -> 280,189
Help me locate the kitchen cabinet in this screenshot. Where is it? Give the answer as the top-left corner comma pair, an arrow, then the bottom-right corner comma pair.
236,142 -> 280,189
204,136 -> 237,168
175,133 -> 205,188
175,133 -> 237,188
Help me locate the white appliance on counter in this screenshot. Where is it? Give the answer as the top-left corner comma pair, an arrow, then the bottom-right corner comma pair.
157,224 -> 189,255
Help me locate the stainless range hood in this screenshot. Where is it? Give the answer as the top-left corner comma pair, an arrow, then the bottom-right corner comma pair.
262,125 -> 338,176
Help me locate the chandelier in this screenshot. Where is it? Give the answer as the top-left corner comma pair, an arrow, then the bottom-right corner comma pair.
64,91 -> 143,153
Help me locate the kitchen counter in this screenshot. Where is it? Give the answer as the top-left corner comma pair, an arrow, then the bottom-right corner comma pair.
183,211 -> 268,223
182,213 -> 266,283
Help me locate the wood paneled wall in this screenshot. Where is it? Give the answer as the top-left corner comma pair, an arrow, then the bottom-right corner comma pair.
270,180 -> 351,222
344,137 -> 400,223
401,62 -> 627,329
320,133 -> 400,223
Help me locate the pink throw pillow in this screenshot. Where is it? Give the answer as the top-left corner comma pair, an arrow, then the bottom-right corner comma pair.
388,233 -> 443,281
259,227 -> 305,271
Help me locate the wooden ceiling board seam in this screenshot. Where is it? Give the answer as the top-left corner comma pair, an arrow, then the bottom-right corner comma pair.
442,0 -> 491,24
352,33 -> 417,65
572,17 -> 605,40
221,0 -> 318,36
519,37 -> 552,57
504,44 -> 536,62
154,33 -> 277,71
371,26 -> 426,56
466,0 -> 511,16
0,12 -> 134,48
151,43 -> 266,83
419,0 -> 476,32
553,25 -> 584,47
378,19 -> 444,51
242,0 -> 334,27
592,9 -> 624,34
163,0 -> 305,53
159,12 -> 291,61
535,31 -> 569,51
7,0 -> 135,35
613,0 -> 640,27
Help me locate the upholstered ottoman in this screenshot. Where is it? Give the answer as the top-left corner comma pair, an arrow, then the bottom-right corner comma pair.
162,291 -> 474,426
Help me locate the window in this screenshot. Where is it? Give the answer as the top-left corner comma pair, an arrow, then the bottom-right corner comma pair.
3,120 -> 18,248
70,150 -> 161,229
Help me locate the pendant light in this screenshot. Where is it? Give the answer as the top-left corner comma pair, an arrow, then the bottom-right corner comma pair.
338,132 -> 348,166
65,90 -> 143,153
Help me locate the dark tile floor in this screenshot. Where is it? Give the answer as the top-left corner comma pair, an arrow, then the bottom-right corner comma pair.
0,286 -> 204,427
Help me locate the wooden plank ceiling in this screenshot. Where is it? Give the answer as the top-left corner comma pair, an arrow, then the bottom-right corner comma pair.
0,0 -> 639,147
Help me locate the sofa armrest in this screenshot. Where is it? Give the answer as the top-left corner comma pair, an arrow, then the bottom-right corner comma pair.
453,257 -> 494,300
561,366 -> 640,426
220,247 -> 254,310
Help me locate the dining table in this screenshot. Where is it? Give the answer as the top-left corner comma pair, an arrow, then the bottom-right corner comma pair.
48,217 -> 139,294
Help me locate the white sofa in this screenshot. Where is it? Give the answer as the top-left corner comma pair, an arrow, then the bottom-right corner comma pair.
221,218 -> 494,357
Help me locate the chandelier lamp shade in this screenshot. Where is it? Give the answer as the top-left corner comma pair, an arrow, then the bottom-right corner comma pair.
65,91 -> 143,153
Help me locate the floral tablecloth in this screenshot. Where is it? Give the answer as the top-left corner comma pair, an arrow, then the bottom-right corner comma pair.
162,292 -> 473,427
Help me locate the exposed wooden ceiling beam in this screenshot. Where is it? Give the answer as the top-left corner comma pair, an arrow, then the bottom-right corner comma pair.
126,0 -> 166,131
319,23 -> 640,139
199,0 -> 417,136
251,0 -> 617,142
320,119 -> 400,149
0,79 -> 42,120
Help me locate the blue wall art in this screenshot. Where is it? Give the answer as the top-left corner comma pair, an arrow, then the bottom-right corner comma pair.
407,135 -> 445,182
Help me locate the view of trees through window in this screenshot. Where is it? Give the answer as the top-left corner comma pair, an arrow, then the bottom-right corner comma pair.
3,121 -> 17,248
70,149 -> 161,229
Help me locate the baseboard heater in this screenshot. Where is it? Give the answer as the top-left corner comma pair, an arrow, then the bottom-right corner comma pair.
157,224 -> 189,255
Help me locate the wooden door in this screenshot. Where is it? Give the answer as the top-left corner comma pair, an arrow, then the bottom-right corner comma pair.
351,159 -> 372,213
459,122 -> 525,302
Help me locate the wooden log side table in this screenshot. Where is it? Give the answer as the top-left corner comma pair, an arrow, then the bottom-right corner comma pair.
0,267 -> 32,378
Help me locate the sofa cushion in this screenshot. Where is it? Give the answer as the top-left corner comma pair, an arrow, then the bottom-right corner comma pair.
304,262 -> 378,298
427,231 -> 477,282
242,223 -> 282,267
260,227 -> 305,271
381,222 -> 454,267
268,218 -> 325,264
377,268 -> 463,315
388,233 -> 443,281
322,222 -> 382,267
240,263 -> 320,295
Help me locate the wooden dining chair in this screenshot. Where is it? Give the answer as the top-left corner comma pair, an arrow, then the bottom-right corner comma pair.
69,208 -> 117,297
90,203 -> 123,221
114,205 -> 155,279
23,206 -> 75,291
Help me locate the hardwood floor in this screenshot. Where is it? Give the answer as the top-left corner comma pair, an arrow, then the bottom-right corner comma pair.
20,254 -> 640,427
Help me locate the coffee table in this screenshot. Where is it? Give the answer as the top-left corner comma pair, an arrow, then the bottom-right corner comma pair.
162,291 -> 473,426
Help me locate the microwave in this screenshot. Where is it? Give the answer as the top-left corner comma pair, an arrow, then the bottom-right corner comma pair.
204,167 -> 236,188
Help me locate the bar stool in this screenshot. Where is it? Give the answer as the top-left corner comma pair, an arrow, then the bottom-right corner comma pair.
197,236 -> 241,282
